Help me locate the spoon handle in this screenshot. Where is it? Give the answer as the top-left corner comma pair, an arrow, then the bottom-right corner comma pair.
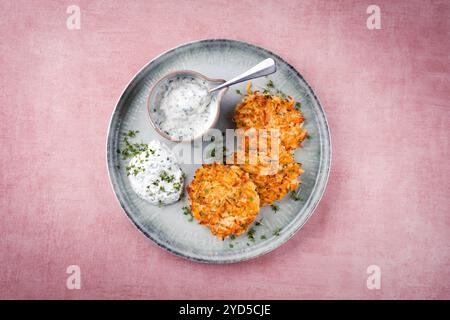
209,58 -> 276,93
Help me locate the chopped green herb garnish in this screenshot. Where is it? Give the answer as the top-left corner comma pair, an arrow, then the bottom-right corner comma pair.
255,219 -> 263,226
290,192 -> 301,201
173,182 -> 181,191
182,206 -> 194,222
260,235 -> 267,240
230,234 -> 236,240
210,148 -> 216,157
229,243 -> 234,248
260,79 -> 288,99
295,102 -> 301,109
273,228 -> 282,236
236,89 -> 243,95
182,206 -> 191,215
119,132 -> 149,162
126,130 -> 139,138
271,204 -> 280,213
160,171 -> 174,183
247,228 -> 256,242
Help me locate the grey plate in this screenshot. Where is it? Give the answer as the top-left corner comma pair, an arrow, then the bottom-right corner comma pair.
106,39 -> 331,263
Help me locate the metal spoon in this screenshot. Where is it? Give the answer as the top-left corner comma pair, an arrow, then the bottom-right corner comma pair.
209,58 -> 277,93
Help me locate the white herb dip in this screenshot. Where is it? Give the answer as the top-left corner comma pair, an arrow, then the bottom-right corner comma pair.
127,140 -> 184,206
153,76 -> 216,140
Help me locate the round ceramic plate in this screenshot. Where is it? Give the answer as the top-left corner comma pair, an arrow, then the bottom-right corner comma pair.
107,39 -> 331,263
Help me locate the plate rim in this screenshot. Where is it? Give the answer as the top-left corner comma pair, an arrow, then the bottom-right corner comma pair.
106,38 -> 332,264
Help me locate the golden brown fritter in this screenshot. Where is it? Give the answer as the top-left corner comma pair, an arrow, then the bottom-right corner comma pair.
234,84 -> 307,151
187,163 -> 260,240
230,132 -> 303,206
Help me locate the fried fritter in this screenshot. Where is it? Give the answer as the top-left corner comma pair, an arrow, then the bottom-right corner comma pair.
234,85 -> 307,150
230,132 -> 303,206
187,163 -> 260,240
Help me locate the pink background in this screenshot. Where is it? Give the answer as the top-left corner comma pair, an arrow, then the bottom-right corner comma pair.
1,0 -> 449,299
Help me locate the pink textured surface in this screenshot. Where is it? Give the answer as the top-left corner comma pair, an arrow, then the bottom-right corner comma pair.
0,0 -> 449,300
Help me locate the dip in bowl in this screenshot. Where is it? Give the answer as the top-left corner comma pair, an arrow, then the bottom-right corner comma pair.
147,71 -> 228,142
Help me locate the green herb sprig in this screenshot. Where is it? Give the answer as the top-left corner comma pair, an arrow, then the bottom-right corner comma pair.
290,192 -> 301,201
247,227 -> 256,243
182,206 -> 194,222
273,228 -> 282,237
